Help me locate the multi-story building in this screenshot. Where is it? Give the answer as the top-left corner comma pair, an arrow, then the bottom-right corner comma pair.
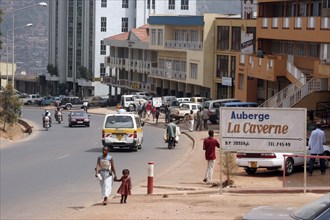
104,14 -> 235,98
237,0 -> 330,111
214,17 -> 257,99
48,0 -> 242,97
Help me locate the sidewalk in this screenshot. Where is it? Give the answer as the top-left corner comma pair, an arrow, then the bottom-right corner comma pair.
87,107 -> 218,195
86,107 -> 330,195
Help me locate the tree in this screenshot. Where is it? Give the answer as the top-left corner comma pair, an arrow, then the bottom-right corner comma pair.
221,152 -> 238,187
0,84 -> 22,131
79,66 -> 93,81
47,64 -> 58,76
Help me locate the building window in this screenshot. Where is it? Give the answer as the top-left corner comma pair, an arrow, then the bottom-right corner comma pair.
323,0 -> 330,8
238,74 -> 244,89
216,55 -> 229,78
169,0 -> 175,9
309,43 -> 319,58
151,29 -> 156,45
101,17 -> 107,32
190,63 -> 197,79
231,27 -> 241,51
147,0 -> 155,9
100,63 -> 105,76
217,84 -> 228,99
122,0 -> 128,8
122,17 -> 128,32
230,56 -> 236,78
217,26 -> 229,50
181,0 -> 189,10
100,40 -> 106,55
157,29 -> 163,45
101,0 -> 107,7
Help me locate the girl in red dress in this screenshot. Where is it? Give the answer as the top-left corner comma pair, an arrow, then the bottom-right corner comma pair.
115,169 -> 131,203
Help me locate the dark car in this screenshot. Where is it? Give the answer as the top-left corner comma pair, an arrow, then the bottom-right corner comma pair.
83,96 -> 108,107
68,111 -> 90,127
243,192 -> 329,220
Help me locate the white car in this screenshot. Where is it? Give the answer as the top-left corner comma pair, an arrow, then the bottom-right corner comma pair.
170,102 -> 202,120
236,144 -> 330,176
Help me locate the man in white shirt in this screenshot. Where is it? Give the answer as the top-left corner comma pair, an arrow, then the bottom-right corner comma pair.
308,122 -> 326,175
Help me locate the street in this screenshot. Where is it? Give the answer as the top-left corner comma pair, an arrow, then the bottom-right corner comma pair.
0,108 -> 191,219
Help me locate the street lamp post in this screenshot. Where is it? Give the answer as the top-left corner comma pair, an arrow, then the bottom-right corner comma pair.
11,2 -> 47,88
6,23 -> 33,81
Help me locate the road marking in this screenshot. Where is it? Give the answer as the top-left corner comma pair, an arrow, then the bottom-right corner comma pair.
57,154 -> 71,160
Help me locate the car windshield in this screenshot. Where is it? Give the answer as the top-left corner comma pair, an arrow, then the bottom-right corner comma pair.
291,193 -> 330,219
105,116 -> 134,128
71,112 -> 87,117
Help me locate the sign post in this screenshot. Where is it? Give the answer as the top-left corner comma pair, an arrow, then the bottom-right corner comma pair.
219,107 -> 306,191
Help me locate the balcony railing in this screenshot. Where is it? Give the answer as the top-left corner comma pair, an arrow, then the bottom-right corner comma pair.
245,54 -> 287,81
165,40 -> 203,51
101,77 -> 156,93
150,67 -> 186,81
260,17 -> 329,31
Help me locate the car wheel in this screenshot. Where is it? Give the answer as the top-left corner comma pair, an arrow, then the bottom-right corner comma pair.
285,158 -> 294,176
87,123 -> 90,127
245,168 -> 257,175
132,146 -> 138,152
27,101 -> 32,105
138,145 -> 142,149
69,123 -> 72,127
66,105 -> 72,110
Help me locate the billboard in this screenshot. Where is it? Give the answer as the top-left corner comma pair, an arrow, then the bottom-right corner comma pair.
220,107 -> 306,152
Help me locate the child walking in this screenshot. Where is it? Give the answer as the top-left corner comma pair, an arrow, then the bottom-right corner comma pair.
115,169 -> 132,203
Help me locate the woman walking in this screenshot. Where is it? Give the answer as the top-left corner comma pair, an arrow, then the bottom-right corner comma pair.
95,146 -> 117,205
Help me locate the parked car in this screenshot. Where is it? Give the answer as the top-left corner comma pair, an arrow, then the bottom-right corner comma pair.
84,96 -> 108,107
68,111 -> 90,127
203,98 -> 240,124
170,102 -> 202,120
243,192 -> 330,220
190,97 -> 209,105
39,96 -> 61,106
132,92 -> 153,100
236,143 -> 330,176
177,97 -> 191,103
61,96 -> 84,110
20,94 -> 42,105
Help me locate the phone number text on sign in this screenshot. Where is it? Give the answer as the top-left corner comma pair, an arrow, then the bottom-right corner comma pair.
220,108 -> 306,153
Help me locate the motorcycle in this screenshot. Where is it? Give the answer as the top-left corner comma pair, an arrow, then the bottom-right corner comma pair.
167,137 -> 176,149
42,115 -> 50,131
55,110 -> 63,124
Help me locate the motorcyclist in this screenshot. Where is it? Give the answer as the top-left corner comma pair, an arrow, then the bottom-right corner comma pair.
55,107 -> 62,121
166,118 -> 177,147
44,110 -> 52,127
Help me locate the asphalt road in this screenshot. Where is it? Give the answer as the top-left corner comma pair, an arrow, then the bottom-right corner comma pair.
0,108 -> 190,219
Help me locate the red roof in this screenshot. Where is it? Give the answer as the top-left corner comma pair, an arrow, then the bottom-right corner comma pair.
105,25 -> 149,42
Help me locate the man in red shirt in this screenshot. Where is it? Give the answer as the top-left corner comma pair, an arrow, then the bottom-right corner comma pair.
203,130 -> 220,184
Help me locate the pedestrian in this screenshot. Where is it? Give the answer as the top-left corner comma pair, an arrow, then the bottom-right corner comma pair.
82,101 -> 88,113
256,47 -> 264,58
195,107 -> 203,131
203,130 -> 220,184
146,102 -> 152,120
308,122 -> 326,176
114,169 -> 132,204
152,106 -> 156,121
188,110 -> 194,132
155,108 -> 160,124
202,107 -> 209,130
165,106 -> 171,124
95,146 -> 117,205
